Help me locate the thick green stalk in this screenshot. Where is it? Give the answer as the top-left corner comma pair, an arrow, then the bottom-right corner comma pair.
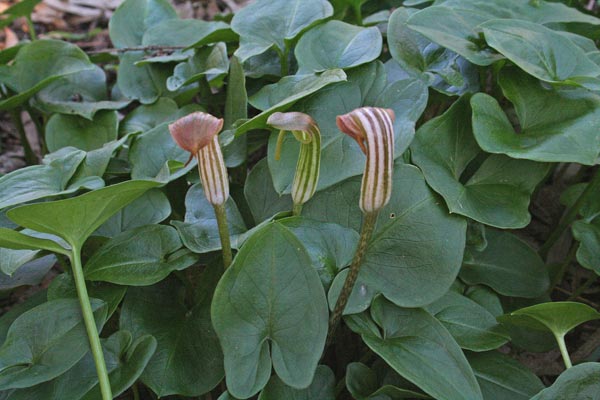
556,334 -> 573,369
292,203 -> 303,216
327,211 -> 378,344
540,168 -> 600,259
70,249 -> 112,400
213,203 -> 233,269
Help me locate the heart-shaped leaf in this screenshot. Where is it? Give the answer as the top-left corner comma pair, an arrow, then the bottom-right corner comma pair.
348,297 -> 483,400
295,20 -> 382,73
120,273 -> 223,397
211,222 -> 328,398
45,110 -> 119,153
231,0 -> 333,62
471,69 -> 600,165
481,19 -> 600,90
0,299 -> 107,390
258,365 -> 335,400
305,163 -> 466,308
411,96 -> 549,228
345,362 -> 431,399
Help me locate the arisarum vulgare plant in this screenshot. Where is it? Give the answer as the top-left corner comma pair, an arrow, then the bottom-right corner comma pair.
328,106 -> 395,342
169,112 -> 233,268
267,111 -> 321,216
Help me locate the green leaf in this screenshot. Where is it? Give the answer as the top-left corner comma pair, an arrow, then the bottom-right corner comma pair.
120,274 -> 223,397
0,255 -> 56,291
6,331 -> 156,400
231,0 -> 333,62
411,96 -> 549,228
237,69 -> 347,135
268,64 -> 427,193
120,97 -> 178,135
0,298 -> 107,390
32,66 -> 130,119
95,189 -> 171,238
0,228 -> 69,255
498,301 -> 600,339
573,218 -> 600,274
258,365 -> 335,400
406,6 -> 502,66
85,225 -> 196,286
0,291 -> 47,345
116,52 -> 172,104
278,217 -> 359,288
0,40 -> 95,111
465,286 -> 503,318
346,362 -> 431,400
471,69 -> 600,165
305,163 -> 466,308
461,229 -> 549,298
108,0 -> 177,48
0,149 -> 87,210
426,291 -> 508,351
128,105 -> 206,181
47,273 -> 126,319
481,19 -> 600,90
7,180 -> 161,249
467,351 -> 544,400
349,297 -> 483,400
244,159 -> 293,223
0,248 -> 39,276
295,20 -> 382,73
172,184 -> 247,254
142,18 -> 236,48
387,8 -> 478,96
327,269 -> 376,316
222,56 -> 248,167
0,0 -> 42,29
167,43 -> 229,91
45,110 -> 119,153
211,222 -> 328,398
529,362 -> 600,400
81,332 -> 157,400
439,0 -> 600,26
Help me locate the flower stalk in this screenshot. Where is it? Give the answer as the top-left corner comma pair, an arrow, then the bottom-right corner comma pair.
327,107 -> 395,343
268,112 -> 321,216
169,112 -> 233,269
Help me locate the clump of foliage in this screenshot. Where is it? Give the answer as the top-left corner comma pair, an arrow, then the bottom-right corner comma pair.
1,0 -> 600,399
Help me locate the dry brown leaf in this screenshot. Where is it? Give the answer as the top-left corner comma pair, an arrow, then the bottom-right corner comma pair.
2,27 -> 19,48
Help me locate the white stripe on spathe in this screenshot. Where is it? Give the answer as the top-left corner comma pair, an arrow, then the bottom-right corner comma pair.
197,136 -> 229,206
336,107 -> 395,214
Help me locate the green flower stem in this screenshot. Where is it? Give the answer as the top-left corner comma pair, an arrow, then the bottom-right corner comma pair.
213,203 -> 233,269
556,334 -> 573,369
540,167 -> 600,259
292,203 -> 303,216
70,249 -> 112,400
327,211 -> 378,344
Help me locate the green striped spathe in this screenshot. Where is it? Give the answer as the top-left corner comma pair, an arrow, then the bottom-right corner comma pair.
268,112 -> 322,207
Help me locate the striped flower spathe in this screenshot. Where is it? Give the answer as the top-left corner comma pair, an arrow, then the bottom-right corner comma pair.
336,107 -> 395,213
168,112 -> 229,206
267,112 -> 321,206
